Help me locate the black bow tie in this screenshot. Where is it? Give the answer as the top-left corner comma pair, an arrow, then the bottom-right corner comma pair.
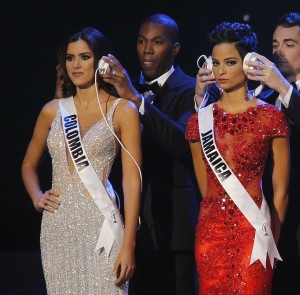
137,81 -> 161,94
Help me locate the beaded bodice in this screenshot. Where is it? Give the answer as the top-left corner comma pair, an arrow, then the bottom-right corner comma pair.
186,103 -> 289,199
47,98 -> 121,193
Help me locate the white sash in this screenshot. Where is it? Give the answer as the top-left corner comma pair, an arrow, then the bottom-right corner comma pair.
198,103 -> 282,268
59,96 -> 124,257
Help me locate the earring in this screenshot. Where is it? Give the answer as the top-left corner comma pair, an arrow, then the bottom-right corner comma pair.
244,81 -> 249,101
219,87 -> 224,100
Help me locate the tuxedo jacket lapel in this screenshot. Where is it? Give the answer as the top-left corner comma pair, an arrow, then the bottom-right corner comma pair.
155,86 -> 176,113
258,89 -> 278,105
155,67 -> 185,113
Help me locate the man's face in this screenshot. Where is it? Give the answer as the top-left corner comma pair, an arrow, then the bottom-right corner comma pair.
137,22 -> 179,80
272,25 -> 300,81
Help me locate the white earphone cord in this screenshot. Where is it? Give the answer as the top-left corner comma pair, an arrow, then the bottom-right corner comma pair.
195,55 -> 210,111
94,69 -> 143,192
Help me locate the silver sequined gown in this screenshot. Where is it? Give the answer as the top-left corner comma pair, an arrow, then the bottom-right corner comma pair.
41,98 -> 126,295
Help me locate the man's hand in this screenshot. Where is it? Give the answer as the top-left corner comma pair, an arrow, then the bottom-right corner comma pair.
244,53 -> 291,98
99,54 -> 143,108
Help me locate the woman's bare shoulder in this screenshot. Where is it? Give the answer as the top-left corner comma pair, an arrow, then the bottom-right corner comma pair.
113,98 -> 140,131
115,98 -> 139,114
39,98 -> 60,122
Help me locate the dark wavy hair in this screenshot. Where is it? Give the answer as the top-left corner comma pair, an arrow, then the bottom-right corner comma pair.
277,12 -> 300,28
208,22 -> 258,59
57,26 -> 117,97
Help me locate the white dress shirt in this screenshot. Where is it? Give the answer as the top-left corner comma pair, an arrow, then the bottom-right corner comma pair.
138,66 -> 175,115
276,80 -> 300,109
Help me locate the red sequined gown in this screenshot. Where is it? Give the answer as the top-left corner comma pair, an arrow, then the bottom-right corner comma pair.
185,103 -> 289,294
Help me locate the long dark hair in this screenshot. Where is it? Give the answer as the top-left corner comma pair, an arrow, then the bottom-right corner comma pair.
57,27 -> 117,97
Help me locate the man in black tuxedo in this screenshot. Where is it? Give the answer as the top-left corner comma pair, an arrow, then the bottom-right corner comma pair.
255,12 -> 300,295
257,12 -> 300,127
105,13 -> 203,295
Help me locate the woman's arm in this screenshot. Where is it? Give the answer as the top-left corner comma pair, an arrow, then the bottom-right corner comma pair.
21,100 -> 60,212
113,99 -> 142,286
271,136 -> 290,244
189,141 -> 207,198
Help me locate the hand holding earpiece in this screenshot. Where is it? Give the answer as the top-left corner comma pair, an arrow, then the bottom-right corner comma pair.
244,52 -> 291,98
98,58 -> 115,75
195,55 -> 216,110
243,52 -> 265,73
100,55 -> 143,107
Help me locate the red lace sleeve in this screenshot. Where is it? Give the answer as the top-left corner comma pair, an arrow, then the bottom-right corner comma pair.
185,113 -> 200,142
270,108 -> 289,138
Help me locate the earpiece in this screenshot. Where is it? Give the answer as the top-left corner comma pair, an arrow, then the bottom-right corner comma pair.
197,55 -> 213,71
194,55 -> 214,111
197,55 -> 214,79
98,57 -> 115,75
243,52 -> 265,96
243,52 -> 264,71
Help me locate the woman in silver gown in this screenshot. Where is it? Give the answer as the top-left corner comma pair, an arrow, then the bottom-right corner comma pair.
22,27 -> 142,295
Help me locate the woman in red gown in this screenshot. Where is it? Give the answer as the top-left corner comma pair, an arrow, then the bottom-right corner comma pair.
186,22 -> 290,294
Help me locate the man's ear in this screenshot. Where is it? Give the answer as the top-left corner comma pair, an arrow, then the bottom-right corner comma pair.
171,42 -> 180,57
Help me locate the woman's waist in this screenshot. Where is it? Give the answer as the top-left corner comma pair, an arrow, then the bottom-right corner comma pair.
205,176 -> 263,197
203,192 -> 263,204
201,193 -> 263,216
52,186 -> 116,202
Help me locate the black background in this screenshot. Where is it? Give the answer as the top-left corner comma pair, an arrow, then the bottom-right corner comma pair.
0,0 -> 299,290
